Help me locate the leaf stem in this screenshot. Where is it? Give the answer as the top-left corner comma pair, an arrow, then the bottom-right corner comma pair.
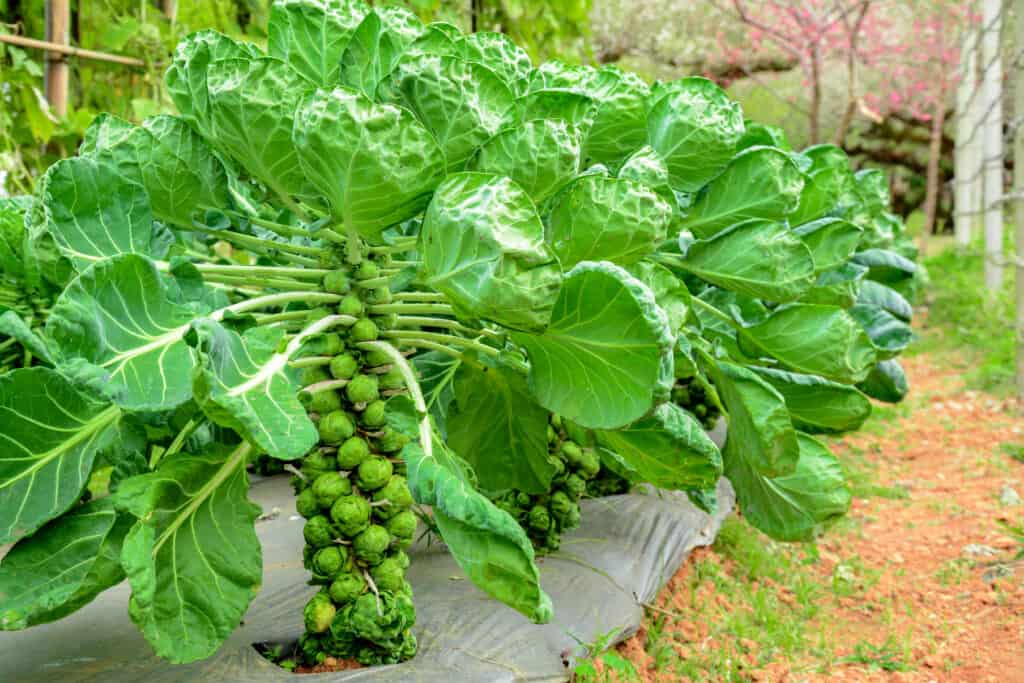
289,355 -> 333,368
155,417 -> 202,468
689,296 -> 740,330
188,220 -> 321,261
194,263 -> 329,280
368,303 -> 455,316
254,310 -> 313,325
218,291 -> 342,318
368,239 -> 417,255
357,340 -> 432,459
380,330 -> 500,359
199,274 -> 323,291
393,291 -> 447,303
392,315 -> 503,341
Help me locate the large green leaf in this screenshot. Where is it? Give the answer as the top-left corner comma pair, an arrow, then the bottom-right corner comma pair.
705,359 -> 798,477
191,320 -> 318,461
617,145 -> 675,206
793,217 -> 863,274
420,172 -> 562,332
583,67 -> 650,167
857,279 -> 913,322
0,498 -> 132,629
293,87 -> 445,243
165,30 -> 261,140
594,403 -> 722,489
788,144 -> 857,225
446,360 -> 554,494
857,359 -> 909,403
379,53 -> 515,172
750,366 -> 871,434
681,147 -> 804,238
116,447 -> 262,664
0,311 -> 54,363
338,10 -> 411,97
468,119 -> 581,203
546,174 -> 672,268
848,304 -> 913,359
737,304 -> 878,384
205,56 -> 318,201
403,441 -> 552,623
679,219 -> 814,302
647,77 -> 744,192
513,262 -> 674,430
626,261 -> 691,332
800,262 -> 867,308
47,254 -> 200,411
457,31 -> 532,96
267,0 -> 368,87
35,156 -> 156,270
726,432 -> 851,542
738,120 -> 790,151
517,88 -> 595,129
0,368 -> 120,543
852,248 -> 918,284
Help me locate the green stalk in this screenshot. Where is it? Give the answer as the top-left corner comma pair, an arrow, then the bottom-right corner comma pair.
219,291 -> 342,317
188,221 -> 322,261
212,207 -> 313,240
155,417 -> 202,468
357,341 -> 433,459
392,291 -> 447,303
356,276 -> 393,289
392,315 -> 503,342
289,355 -> 333,368
689,296 -> 740,329
368,239 -> 416,255
254,310 -> 315,325
194,263 -> 330,280
380,330 -> 500,359
199,274 -> 323,291
368,303 -> 455,316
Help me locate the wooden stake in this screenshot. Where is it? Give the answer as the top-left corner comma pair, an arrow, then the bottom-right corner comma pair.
45,0 -> 70,117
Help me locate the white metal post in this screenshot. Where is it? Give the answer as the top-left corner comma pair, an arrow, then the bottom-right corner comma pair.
956,25 -> 980,247
982,0 -> 1004,291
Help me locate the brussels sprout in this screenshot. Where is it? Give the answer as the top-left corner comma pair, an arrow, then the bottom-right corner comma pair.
361,400 -> 388,428
304,592 -> 336,634
550,491 -> 573,518
346,374 -> 379,404
330,495 -> 371,537
312,471 -> 352,508
365,287 -> 392,305
378,367 -> 404,390
329,353 -> 359,380
296,487 -> 320,518
561,441 -> 584,467
328,571 -> 366,605
363,349 -> 392,367
515,492 -> 531,508
564,420 -> 592,447
343,591 -> 415,646
386,510 -> 417,539
390,549 -> 411,570
565,473 -> 586,501
301,452 -> 337,483
306,333 -> 343,356
308,389 -> 342,415
336,436 -> 371,469
566,506 -> 581,528
374,427 -> 409,454
323,270 -> 351,294
353,524 -> 391,565
547,424 -> 557,444
319,410 -> 355,444
577,450 -> 600,480
350,318 -> 379,342
302,543 -> 315,570
298,632 -> 326,665
355,260 -> 379,280
304,515 -> 335,548
549,455 -> 566,478
528,505 -> 550,532
550,414 -> 563,430
370,557 -> 406,592
339,294 -> 364,317
312,545 -> 348,579
372,476 -> 414,518
301,366 -> 331,387
356,456 -> 393,491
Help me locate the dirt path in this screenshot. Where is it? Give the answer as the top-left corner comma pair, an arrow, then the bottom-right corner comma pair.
614,348 -> 1024,682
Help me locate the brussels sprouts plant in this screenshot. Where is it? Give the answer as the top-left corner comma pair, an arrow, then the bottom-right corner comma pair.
0,0 -> 919,670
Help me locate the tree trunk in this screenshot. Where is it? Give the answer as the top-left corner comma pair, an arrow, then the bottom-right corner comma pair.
921,103 -> 948,254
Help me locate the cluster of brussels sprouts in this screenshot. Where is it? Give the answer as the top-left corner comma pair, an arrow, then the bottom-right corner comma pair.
492,414 -> 600,553
585,466 -> 633,499
292,257 -> 418,666
671,376 -> 722,431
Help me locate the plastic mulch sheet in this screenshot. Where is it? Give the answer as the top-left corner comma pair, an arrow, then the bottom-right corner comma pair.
1,476 -> 734,683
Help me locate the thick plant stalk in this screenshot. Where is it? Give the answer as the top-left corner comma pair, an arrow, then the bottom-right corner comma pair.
291,256 -> 419,666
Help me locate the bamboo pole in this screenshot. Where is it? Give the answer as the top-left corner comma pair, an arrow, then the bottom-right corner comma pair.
0,34 -> 145,68
45,0 -> 70,116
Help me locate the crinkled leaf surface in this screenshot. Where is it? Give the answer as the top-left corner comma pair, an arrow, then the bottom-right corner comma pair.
583,68 -> 650,167
115,448 -> 261,664
738,120 -> 790,151
626,261 -> 691,332
848,304 -> 913,360
380,53 -> 515,172
36,156 -> 155,270
681,147 -> 804,237
594,403 -> 722,489
403,441 -> 552,623
205,56 -> 317,200
293,87 -> 445,243
0,498 -> 132,629
647,77 -> 744,192
0,368 -> 120,543
858,359 -> 909,403
857,279 -> 913,322
680,219 -> 814,302
750,366 -> 871,434
0,310 -> 54,363
267,0 -> 368,87
727,432 -> 851,542
618,145 -> 675,206
338,10 -> 411,97
47,254 -> 200,411
793,217 -> 863,274
852,248 -> 919,284
800,262 -> 867,308
546,174 -> 672,268
512,262 -> 674,430
457,31 -> 532,96
420,173 -> 561,331
517,88 -> 594,129
737,304 -> 878,384
413,350 -> 460,430
468,119 -> 581,203
446,360 -> 554,494
191,320 -> 317,461
704,359 -> 798,478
